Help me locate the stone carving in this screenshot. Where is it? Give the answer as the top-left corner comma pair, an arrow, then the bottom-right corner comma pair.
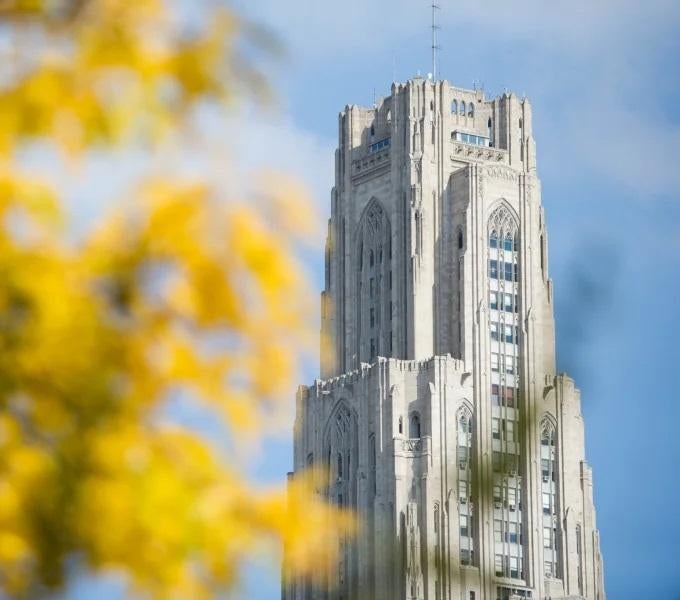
484,164 -> 520,182
402,439 -> 422,452
405,502 -> 423,600
488,202 -> 519,239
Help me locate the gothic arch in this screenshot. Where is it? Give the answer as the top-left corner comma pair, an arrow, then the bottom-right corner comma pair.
322,399 -> 359,600
355,198 -> 392,365
540,414 -> 558,444
456,402 -> 475,566
487,200 -> 519,237
323,399 -> 358,443
356,197 -> 391,240
457,399 -> 474,419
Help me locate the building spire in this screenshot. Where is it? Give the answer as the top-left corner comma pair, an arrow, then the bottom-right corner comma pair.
431,2 -> 441,80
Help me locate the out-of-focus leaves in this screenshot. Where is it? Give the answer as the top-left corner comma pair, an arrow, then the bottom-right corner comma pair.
0,1 -> 346,597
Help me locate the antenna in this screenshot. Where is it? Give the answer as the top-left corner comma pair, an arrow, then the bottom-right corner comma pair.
431,2 -> 441,81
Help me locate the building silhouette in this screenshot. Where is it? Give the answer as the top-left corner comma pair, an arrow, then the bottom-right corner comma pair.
283,77 -> 605,600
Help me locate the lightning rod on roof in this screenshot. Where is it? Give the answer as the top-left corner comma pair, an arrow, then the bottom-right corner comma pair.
431,2 -> 441,81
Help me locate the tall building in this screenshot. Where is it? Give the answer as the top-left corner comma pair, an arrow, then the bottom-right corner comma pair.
283,77 -> 605,600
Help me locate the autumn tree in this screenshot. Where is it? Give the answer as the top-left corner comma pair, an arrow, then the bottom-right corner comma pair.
0,1 -> 350,597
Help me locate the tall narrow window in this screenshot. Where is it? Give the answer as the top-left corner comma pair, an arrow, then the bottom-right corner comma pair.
541,419 -> 560,578
460,101 -> 466,116
356,199 -> 392,365
451,100 -> 458,114
458,408 -> 474,565
488,204 -> 522,580
410,413 -> 421,438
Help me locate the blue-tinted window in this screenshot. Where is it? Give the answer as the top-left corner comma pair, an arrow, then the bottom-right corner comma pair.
490,259 -> 498,279
490,322 -> 499,341
489,231 -> 498,248
501,262 -> 518,282
490,291 -> 498,310
503,235 -> 514,251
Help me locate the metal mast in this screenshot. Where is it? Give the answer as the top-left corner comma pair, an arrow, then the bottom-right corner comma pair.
431,2 -> 441,80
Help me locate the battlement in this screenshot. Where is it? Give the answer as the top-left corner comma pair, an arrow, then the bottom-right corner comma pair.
338,77 -> 535,173
304,354 -> 467,397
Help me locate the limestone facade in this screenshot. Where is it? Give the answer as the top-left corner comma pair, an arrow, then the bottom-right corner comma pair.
283,77 -> 605,600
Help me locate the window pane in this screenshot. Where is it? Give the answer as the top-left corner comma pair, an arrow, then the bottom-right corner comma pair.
490,291 -> 498,310
490,259 -> 498,278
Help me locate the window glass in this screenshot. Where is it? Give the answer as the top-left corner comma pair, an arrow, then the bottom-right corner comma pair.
490,322 -> 499,341
490,259 -> 498,279
490,291 -> 498,310
459,480 -> 468,502
505,355 -> 515,374
542,492 -> 551,513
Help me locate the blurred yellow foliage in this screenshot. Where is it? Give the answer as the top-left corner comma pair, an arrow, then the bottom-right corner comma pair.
0,1 -> 351,597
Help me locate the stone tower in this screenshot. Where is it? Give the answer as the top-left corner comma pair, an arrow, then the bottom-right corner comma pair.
283,77 -> 605,600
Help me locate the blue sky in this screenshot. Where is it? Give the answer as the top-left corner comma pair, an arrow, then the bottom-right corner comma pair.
65,0 -> 680,598
225,0 -> 680,597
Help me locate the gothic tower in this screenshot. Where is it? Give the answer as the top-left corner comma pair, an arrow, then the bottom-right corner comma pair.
284,77 -> 605,600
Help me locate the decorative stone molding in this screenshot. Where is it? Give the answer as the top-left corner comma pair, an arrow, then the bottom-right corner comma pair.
484,164 -> 520,182
451,143 -> 506,163
402,439 -> 423,452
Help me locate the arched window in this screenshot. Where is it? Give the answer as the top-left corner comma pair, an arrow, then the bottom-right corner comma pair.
468,103 -> 474,118
337,452 -> 343,479
356,199 -> 392,365
489,230 -> 498,249
460,101 -> 466,116
398,416 -> 403,434
307,452 -> 314,467
410,413 -> 421,438
458,228 -> 464,250
370,124 -> 375,137
487,204 -> 522,579
386,109 -> 392,123
457,407 -> 474,565
451,100 -> 458,114
541,418 -> 560,578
